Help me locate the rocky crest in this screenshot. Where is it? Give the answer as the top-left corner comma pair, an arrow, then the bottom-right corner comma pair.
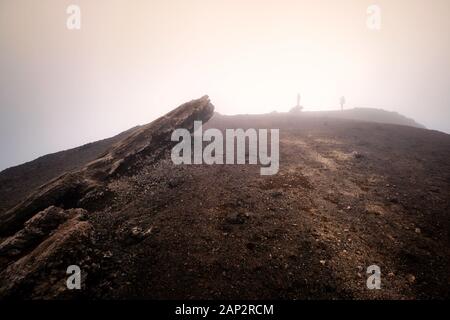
0,96 -> 449,300
0,96 -> 214,236
0,96 -> 214,298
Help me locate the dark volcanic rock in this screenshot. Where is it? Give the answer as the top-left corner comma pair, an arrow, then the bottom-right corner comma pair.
1,96 -> 450,300
0,206 -> 86,257
0,96 -> 215,299
0,96 -> 214,236
0,211 -> 93,299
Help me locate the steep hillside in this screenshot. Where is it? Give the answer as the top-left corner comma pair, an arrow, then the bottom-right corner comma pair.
0,107 -> 424,215
0,127 -> 140,214
0,97 -> 448,299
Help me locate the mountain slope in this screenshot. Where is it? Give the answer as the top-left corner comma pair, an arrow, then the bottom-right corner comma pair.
0,126 -> 140,214
300,108 -> 425,129
0,106 -> 425,214
0,97 -> 449,299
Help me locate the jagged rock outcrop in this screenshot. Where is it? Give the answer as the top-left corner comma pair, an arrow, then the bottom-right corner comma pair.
0,206 -> 93,298
0,206 -> 87,257
0,95 -> 214,299
0,96 -> 214,236
1,95 -> 449,300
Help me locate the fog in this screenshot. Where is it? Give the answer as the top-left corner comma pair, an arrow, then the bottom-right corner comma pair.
1,0 -> 449,171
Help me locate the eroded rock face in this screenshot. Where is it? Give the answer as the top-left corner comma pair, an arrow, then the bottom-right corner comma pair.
0,96 -> 214,236
0,96 -> 215,298
0,206 -> 92,299
83,95 -> 214,178
0,96 -> 449,300
0,206 -> 86,257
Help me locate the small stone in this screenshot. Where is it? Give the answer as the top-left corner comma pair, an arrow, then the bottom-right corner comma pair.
225,212 -> 246,225
244,212 -> 252,218
415,228 -> 421,234
270,191 -> 283,198
143,227 -> 153,236
407,274 -> 416,284
320,260 -> 326,265
388,196 -> 399,203
352,151 -> 364,159
126,225 -> 153,244
131,226 -> 143,237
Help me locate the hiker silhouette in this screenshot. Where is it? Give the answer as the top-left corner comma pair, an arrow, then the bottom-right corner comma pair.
340,96 -> 346,111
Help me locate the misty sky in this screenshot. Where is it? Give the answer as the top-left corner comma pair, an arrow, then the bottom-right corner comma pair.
1,0 -> 449,171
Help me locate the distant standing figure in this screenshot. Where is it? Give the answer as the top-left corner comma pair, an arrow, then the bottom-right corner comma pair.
340,96 -> 346,111
289,93 -> 303,113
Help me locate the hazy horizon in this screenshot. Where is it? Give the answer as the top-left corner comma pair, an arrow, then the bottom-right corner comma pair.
1,0 -> 449,171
